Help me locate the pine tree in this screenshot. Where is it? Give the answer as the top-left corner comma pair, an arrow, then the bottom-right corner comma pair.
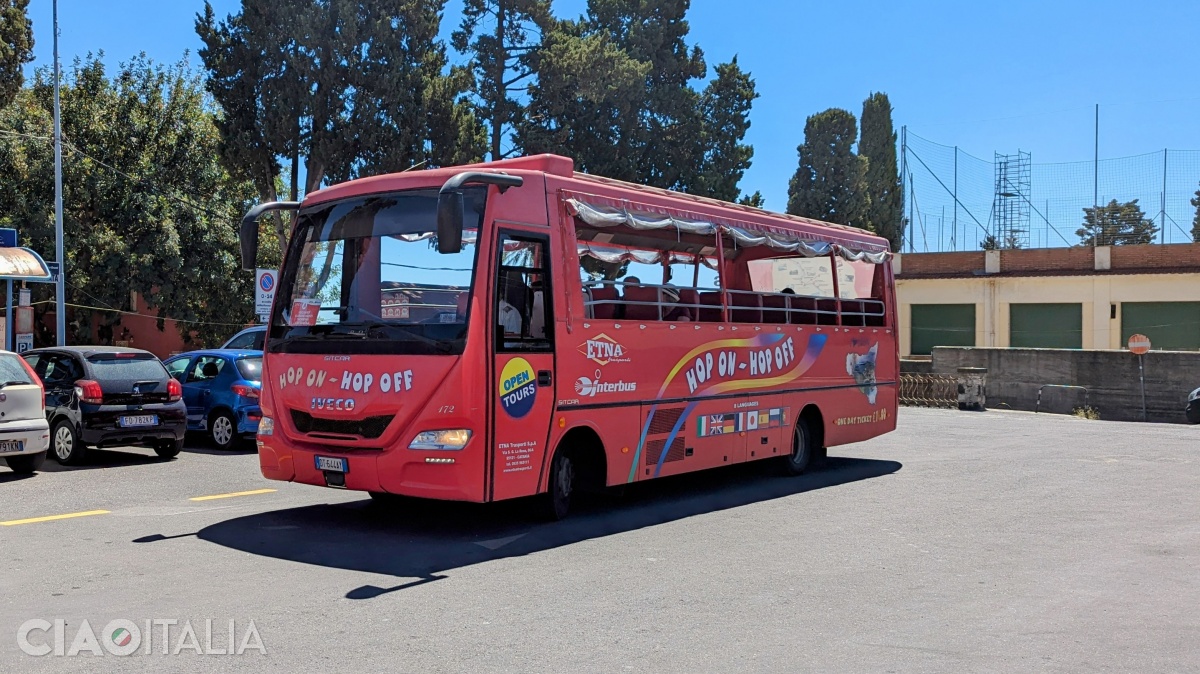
518,0 -> 757,200
0,0 -> 34,109
786,108 -> 868,227
1076,199 -> 1159,246
516,17 -> 649,179
196,0 -> 484,205
692,57 -> 757,202
452,0 -> 552,161
860,92 -> 903,250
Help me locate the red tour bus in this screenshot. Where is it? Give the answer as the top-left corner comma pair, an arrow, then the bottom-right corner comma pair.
240,154 -> 897,518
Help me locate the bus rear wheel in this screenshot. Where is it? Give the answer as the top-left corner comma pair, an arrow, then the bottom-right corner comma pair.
783,419 -> 813,476
535,450 -> 575,521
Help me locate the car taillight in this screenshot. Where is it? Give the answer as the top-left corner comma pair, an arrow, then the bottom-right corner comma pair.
167,378 -> 182,402
17,356 -> 44,400
75,379 -> 104,405
231,383 -> 260,399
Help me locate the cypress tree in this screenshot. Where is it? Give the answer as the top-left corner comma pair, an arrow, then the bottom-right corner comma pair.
860,92 -> 903,249
786,108 -> 868,228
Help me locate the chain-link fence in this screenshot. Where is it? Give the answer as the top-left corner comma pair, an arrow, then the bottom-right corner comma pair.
900,129 -> 1200,252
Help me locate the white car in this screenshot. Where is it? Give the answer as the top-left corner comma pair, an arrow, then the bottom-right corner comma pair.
0,350 -> 50,474
221,326 -> 265,350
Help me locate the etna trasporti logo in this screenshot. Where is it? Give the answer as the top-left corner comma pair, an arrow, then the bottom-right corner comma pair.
579,333 -> 630,366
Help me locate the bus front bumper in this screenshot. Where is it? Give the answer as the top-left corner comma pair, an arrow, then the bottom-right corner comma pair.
257,438 -> 483,502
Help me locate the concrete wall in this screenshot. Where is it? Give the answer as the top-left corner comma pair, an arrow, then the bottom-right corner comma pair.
900,358 -> 933,374
896,273 -> 1200,356
930,347 -> 1198,423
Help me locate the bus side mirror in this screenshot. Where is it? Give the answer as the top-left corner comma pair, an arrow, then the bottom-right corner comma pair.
239,201 -> 301,271
437,191 -> 465,254
239,214 -> 260,271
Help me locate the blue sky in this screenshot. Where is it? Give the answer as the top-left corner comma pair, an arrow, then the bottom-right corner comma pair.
23,0 -> 1200,229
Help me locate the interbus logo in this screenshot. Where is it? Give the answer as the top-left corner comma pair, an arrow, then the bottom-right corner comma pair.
578,334 -> 631,366
574,370 -> 637,397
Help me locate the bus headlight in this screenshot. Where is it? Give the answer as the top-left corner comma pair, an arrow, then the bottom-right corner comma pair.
409,429 -> 472,450
258,417 -> 274,437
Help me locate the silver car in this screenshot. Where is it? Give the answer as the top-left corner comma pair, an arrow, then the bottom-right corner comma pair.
0,350 -> 50,474
221,326 -> 265,350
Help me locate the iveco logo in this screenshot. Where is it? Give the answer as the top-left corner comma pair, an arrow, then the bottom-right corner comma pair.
311,397 -> 356,412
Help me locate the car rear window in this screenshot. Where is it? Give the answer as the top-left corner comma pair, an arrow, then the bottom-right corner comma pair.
0,354 -> 34,385
87,354 -> 167,380
236,357 -> 262,382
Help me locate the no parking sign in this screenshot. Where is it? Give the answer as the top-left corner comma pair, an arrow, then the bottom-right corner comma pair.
255,269 -> 278,316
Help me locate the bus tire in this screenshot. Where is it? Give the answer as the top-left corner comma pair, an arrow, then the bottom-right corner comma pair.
783,418 -> 813,476
536,450 -> 575,521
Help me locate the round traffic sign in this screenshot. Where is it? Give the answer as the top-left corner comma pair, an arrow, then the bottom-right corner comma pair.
259,273 -> 275,292
1128,333 -> 1151,355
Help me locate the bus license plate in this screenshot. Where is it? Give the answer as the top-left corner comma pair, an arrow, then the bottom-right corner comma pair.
0,440 -> 24,453
315,456 -> 348,473
119,415 -> 158,428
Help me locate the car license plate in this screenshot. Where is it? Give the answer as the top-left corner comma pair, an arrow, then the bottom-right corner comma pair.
315,456 -> 348,473
0,440 -> 24,453
119,415 -> 158,428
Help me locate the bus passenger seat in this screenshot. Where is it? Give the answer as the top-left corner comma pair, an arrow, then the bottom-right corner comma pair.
761,295 -> 788,324
698,292 -> 723,322
589,286 -> 619,319
730,293 -> 762,323
677,288 -> 700,322
622,286 -> 661,320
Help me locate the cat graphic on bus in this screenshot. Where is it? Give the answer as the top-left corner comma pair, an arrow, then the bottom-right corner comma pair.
847,343 -> 878,404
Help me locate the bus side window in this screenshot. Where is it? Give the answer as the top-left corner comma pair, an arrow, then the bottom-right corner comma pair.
496,234 -> 554,352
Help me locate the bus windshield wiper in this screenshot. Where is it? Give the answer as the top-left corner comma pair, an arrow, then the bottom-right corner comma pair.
0,380 -> 30,388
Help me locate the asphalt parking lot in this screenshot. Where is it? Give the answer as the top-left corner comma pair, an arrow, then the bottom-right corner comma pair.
0,408 -> 1197,673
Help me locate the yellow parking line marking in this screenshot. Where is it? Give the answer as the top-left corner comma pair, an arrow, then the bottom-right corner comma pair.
0,510 -> 110,526
188,488 -> 277,502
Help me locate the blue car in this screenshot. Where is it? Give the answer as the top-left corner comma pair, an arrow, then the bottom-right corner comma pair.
163,349 -> 262,450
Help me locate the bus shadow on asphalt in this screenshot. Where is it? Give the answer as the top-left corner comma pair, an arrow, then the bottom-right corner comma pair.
188,456 -> 900,600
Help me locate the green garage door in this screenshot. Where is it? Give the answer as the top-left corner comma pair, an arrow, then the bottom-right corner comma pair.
1121,302 -> 1200,351
910,304 -> 975,356
1009,303 -> 1082,349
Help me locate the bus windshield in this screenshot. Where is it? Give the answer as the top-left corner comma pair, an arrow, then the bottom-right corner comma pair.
270,187 -> 487,355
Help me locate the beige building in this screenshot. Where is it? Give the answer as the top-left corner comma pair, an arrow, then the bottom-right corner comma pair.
895,244 -> 1200,357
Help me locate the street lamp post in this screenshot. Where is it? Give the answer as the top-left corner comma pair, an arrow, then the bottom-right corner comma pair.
52,0 -> 66,345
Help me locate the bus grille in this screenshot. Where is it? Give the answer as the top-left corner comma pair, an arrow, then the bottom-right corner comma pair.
645,437 -> 685,465
647,407 -> 685,435
290,411 -> 394,440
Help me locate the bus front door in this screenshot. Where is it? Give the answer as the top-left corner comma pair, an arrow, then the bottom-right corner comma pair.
490,230 -> 556,501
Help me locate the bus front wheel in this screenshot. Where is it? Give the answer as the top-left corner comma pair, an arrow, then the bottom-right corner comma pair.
783,419 -> 813,476
536,450 -> 575,521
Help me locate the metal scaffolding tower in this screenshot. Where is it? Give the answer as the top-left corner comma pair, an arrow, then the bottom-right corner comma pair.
993,151 -> 1031,249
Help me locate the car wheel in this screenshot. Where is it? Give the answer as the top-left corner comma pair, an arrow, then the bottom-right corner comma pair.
534,450 -> 575,521
51,419 -> 85,465
154,437 -> 183,460
782,418 -> 813,476
209,410 -> 238,450
6,451 -> 47,474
